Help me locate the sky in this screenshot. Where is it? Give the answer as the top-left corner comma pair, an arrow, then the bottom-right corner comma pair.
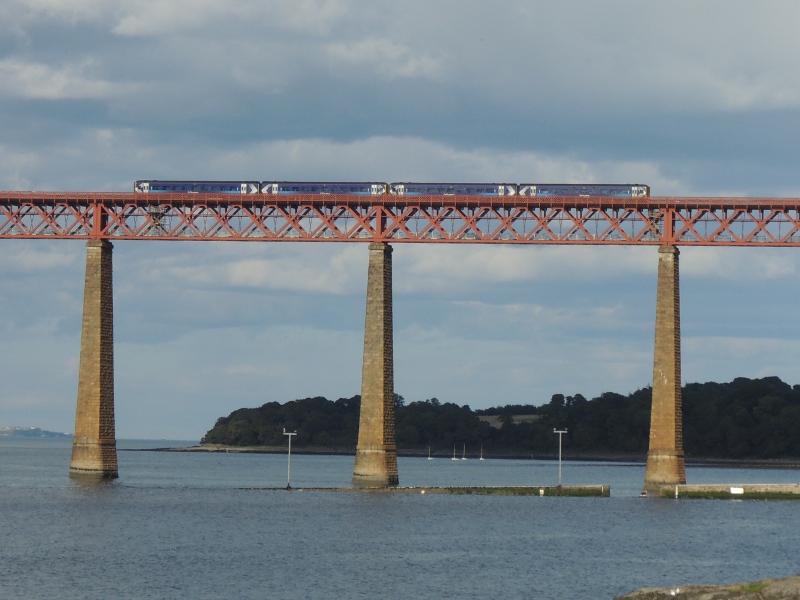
1,0 -> 800,440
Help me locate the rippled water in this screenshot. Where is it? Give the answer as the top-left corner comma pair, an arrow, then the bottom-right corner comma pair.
2,439 -> 799,599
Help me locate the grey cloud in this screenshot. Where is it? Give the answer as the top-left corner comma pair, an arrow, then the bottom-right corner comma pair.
4,0 -> 800,193
3,1 -> 800,437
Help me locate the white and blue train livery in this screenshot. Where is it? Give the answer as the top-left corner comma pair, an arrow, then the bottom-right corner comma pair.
518,184 -> 649,197
261,182 -> 387,195
134,181 -> 260,194
134,181 -> 650,198
388,183 -> 517,196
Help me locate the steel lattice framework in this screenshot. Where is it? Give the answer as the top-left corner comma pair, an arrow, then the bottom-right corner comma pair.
2,192 -> 800,245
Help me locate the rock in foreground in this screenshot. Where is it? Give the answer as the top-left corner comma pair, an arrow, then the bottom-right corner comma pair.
615,575 -> 800,599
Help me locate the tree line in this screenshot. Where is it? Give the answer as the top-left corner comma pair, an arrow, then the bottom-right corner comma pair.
200,376 -> 800,459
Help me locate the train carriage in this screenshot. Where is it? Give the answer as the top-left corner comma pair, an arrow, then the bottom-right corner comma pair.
389,183 -> 516,196
261,182 -> 387,195
134,181 -> 260,194
134,180 -> 650,198
518,184 -> 649,197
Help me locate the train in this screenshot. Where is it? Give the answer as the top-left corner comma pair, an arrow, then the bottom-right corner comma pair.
134,181 -> 261,194
134,181 -> 650,197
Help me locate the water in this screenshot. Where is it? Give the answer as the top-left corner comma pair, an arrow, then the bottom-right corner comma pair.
2,439 -> 799,599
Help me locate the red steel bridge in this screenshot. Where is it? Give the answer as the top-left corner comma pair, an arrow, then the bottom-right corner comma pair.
3,189 -> 798,487
2,191 -> 800,245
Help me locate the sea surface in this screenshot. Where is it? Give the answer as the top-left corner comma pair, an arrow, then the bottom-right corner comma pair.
2,439 -> 799,599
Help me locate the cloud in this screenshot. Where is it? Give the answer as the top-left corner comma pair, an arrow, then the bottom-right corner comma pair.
0,145 -> 39,191
208,136 -> 684,192
394,322 -> 654,407
4,2 -> 800,197
394,245 -> 656,293
682,335 -> 800,387
0,243 -> 79,272
113,323 -> 364,437
449,300 -> 633,337
6,0 -> 800,117
112,0 -> 348,37
0,58 -> 133,100
2,0 -> 111,27
132,244 -> 366,295
0,325 -> 80,430
223,364 -> 270,376
473,2 -> 800,114
629,4 -> 800,112
4,0 -> 800,438
327,38 -> 441,79
0,129 -> 688,194
681,247 -> 798,280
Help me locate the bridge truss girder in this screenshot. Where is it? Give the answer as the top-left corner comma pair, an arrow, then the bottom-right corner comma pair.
2,192 -> 800,246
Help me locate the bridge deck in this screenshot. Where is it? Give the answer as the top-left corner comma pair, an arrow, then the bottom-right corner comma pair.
2,192 -> 799,245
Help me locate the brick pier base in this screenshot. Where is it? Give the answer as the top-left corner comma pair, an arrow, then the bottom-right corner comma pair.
353,243 -> 399,487
644,245 -> 686,491
69,240 -> 118,479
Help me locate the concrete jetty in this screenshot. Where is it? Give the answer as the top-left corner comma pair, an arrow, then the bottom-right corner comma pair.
662,483 -> 800,500
244,485 -> 611,496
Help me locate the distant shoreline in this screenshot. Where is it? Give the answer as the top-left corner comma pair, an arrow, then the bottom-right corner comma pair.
0,427 -> 71,439
136,444 -> 800,469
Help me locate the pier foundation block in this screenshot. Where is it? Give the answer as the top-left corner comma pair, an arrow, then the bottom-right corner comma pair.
353,243 -> 399,487
644,245 -> 685,491
69,240 -> 118,479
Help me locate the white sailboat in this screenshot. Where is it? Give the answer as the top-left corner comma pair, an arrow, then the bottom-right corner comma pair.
461,443 -> 467,460
428,446 -> 434,460
452,445 -> 459,460
479,444 -> 485,460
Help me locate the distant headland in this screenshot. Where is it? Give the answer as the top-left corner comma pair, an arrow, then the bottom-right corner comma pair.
0,427 -> 72,439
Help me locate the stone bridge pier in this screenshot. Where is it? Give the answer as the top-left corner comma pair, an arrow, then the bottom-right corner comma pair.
644,245 -> 686,492
61,238 -> 686,488
69,239 -> 118,479
352,242 -> 399,487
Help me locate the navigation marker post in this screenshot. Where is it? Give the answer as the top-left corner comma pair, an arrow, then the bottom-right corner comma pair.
283,428 -> 297,490
554,429 -> 567,486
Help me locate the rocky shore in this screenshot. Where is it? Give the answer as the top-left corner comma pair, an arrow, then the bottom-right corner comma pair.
615,575 -> 800,599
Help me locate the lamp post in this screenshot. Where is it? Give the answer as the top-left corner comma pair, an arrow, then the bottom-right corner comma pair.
553,429 -> 567,487
283,428 -> 297,490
